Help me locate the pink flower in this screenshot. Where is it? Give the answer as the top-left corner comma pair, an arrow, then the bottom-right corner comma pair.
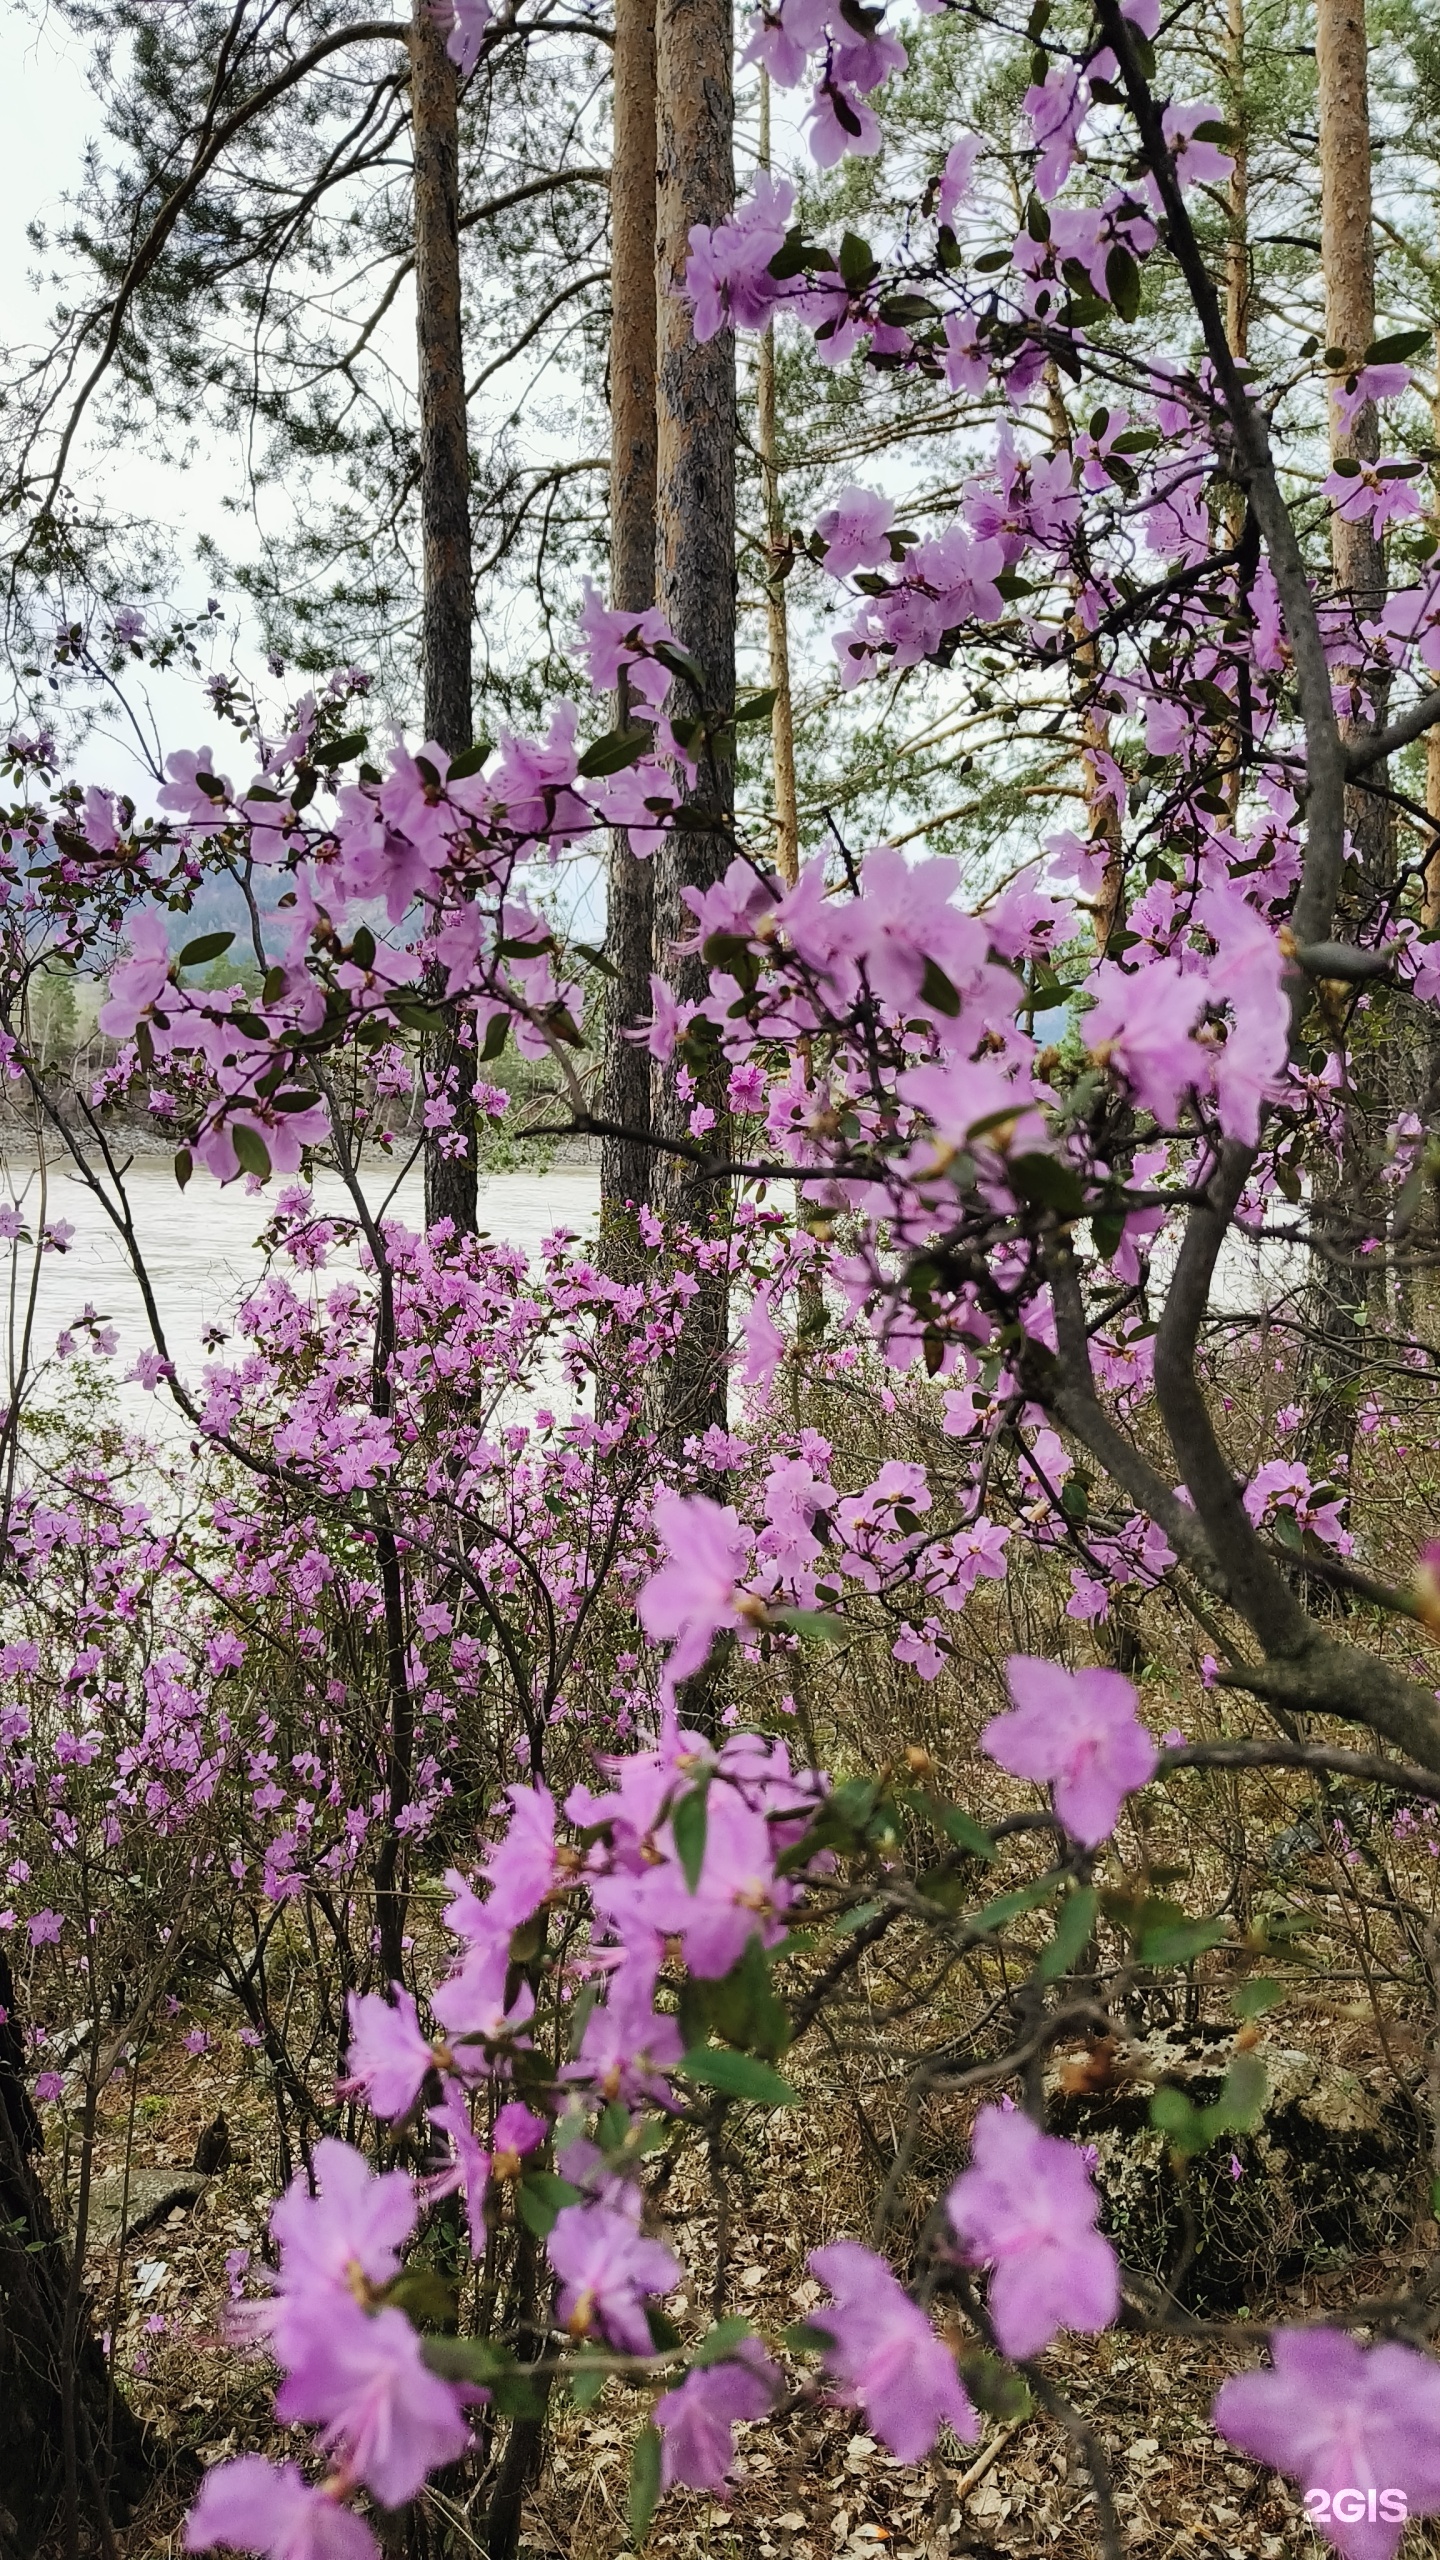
491,2100 -> 547,2167
596,1780 -> 794,1978
1322,460 -> 1423,533
807,2240 -> 979,2462
981,1657 -> 1159,1845
1332,363 -> 1410,434
444,0 -> 492,77
158,746 -> 231,823
547,2202 -> 680,2352
1160,100 -> 1235,193
937,134 -> 981,226
481,1782 -> 558,1927
1086,957 -> 1208,1125
275,2302 -> 471,2508
1213,2328 -> 1440,2560
344,1988 -> 436,2120
637,1491 -> 756,1682
655,2339 -> 781,2491
34,2070 -> 63,2102
264,2139 -> 415,2359
684,175 -> 795,342
26,1909 -> 63,1946
98,909 -> 173,1039
567,1954 -> 685,2105
425,2090 -> 491,2256
185,2457 -> 378,2559
815,487 -> 895,580
945,2106 -> 1119,2358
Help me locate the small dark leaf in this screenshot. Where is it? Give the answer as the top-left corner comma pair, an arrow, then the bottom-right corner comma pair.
675,2046 -> 796,2106
692,2315 -> 757,2369
1105,243 -> 1141,323
310,731 -> 368,768
578,726 -> 652,778
672,1783 -> 709,1893
1008,1152 -> 1085,1218
230,1124 -> 272,1182
919,956 -> 962,1016
1365,328 -> 1430,365
173,1148 -> 193,1191
629,2423 -> 662,2547
177,930 -> 235,970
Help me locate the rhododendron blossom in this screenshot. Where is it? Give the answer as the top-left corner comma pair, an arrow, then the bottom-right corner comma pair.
981,1658 -> 1159,1845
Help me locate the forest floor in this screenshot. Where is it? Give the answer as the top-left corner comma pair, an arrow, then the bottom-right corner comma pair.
61,2001 -> 1439,2560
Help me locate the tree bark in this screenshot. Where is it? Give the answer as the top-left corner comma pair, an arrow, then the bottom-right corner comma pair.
757,72 -> 799,889
412,0 -> 479,1235
1300,0 -> 1388,1463
1317,0 -> 1388,868
600,0 -> 659,1235
651,0 -> 736,1449
0,1951 -> 147,2557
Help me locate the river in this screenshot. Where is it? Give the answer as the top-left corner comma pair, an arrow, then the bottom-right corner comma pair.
0,1149 -> 599,1428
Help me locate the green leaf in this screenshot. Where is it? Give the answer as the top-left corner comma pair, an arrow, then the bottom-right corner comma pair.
1213,2049 -> 1266,2132
838,230 -> 876,288
832,1898 -> 885,1935
1036,1884 -> 1098,1983
672,1783 -> 709,1893
1233,1976 -> 1282,2019
895,1789 -> 995,1861
706,1933 -> 793,2060
919,956 -> 962,1017
379,2266 -> 458,2331
570,2352 -> 608,2408
310,730 -> 368,768
516,2172 -> 582,2237
1137,1913 -> 1226,1967
877,293 -> 941,325
173,1148 -> 193,1191
445,736 -> 493,780
1365,329 -> 1430,365
230,1124 -> 272,1183
481,1010 -> 511,1061
959,2350 -> 1032,2421
629,2424 -> 663,2545
734,688 -> 779,724
675,2046 -> 795,2107
769,1605 -> 848,1642
783,2319 -> 837,2356
1106,242 -> 1141,323
423,2334 -> 513,2384
578,726 -> 652,779
646,2305 -> 683,2351
692,2315 -> 756,2368
973,1874 -> 1062,1935
177,930 -> 235,970
1008,1151 -> 1085,1219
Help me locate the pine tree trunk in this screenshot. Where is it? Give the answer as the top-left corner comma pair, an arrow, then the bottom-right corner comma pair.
0,1952 -> 147,2557
757,73 -> 799,889
1307,0 -> 1387,1449
412,0 -> 479,1235
1318,0 -> 1388,872
600,0 -> 659,1236
651,0 -> 736,1449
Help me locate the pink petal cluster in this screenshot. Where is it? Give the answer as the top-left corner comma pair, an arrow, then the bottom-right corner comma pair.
946,2106 -> 1119,2358
807,2240 -> 979,2461
981,1656 -> 1158,1845
1213,2329 -> 1440,2560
